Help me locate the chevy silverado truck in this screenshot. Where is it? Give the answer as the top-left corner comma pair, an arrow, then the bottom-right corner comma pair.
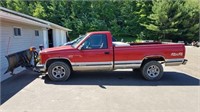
38,31 -> 187,81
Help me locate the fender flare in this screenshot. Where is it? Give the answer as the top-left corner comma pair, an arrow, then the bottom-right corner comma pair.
44,57 -> 72,71
141,55 -> 166,66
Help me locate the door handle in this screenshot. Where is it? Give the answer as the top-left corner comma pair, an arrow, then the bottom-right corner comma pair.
104,52 -> 110,54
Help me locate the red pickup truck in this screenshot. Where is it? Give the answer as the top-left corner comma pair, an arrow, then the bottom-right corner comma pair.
38,31 -> 187,81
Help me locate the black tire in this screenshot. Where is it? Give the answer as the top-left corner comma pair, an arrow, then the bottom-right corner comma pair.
48,61 -> 71,81
141,61 -> 163,81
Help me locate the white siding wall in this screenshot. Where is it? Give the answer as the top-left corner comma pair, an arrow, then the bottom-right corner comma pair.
0,20 -> 44,81
53,29 -> 66,47
43,29 -> 48,48
61,30 -> 66,45
53,29 -> 59,46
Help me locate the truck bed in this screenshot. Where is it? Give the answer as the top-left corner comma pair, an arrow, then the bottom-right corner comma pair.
113,42 -> 185,68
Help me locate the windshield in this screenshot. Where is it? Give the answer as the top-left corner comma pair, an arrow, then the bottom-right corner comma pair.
63,35 -> 84,46
72,35 -> 86,48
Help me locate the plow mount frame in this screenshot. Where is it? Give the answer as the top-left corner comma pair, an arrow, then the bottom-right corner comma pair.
4,49 -> 36,74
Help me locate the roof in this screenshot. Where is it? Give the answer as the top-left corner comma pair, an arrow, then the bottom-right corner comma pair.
0,7 -> 72,31
87,31 -> 111,34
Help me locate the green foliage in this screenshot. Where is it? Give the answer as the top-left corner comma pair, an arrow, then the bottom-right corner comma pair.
0,0 -> 199,42
142,0 -> 200,41
32,2 -> 46,18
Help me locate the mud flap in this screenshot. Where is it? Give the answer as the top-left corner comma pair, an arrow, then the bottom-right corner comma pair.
4,49 -> 33,74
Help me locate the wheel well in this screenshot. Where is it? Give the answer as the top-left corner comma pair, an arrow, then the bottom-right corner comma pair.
46,59 -> 72,71
141,57 -> 165,67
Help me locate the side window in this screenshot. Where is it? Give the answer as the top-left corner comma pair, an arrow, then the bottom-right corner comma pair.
82,34 -> 108,50
35,30 -> 39,36
14,27 -> 21,36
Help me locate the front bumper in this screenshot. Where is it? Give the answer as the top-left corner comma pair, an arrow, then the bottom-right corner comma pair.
36,63 -> 45,72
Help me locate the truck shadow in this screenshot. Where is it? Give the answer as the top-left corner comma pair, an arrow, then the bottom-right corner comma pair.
1,70 -> 199,105
1,70 -> 40,105
44,71 -> 200,86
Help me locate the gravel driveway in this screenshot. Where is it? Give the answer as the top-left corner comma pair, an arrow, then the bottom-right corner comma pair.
172,46 -> 200,78
1,46 -> 199,112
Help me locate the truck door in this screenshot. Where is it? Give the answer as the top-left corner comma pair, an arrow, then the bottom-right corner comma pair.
77,34 -> 113,71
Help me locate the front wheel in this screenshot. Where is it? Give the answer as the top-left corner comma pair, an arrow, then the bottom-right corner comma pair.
48,61 -> 71,81
141,61 -> 163,81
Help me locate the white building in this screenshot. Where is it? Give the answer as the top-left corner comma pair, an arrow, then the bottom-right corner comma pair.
0,7 -> 72,81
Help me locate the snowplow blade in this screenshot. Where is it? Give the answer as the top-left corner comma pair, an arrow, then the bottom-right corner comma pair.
5,49 -> 32,74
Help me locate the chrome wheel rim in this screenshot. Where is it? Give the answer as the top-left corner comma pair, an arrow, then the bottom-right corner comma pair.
147,65 -> 160,78
52,66 -> 66,79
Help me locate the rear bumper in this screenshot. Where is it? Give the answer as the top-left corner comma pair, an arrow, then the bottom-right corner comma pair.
165,59 -> 188,66
182,59 -> 188,65
36,63 -> 45,72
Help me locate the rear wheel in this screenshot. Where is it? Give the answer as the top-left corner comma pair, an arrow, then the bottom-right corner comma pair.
141,61 -> 163,81
48,61 -> 71,81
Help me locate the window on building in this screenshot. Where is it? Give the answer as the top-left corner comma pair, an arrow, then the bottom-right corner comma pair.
35,30 -> 39,36
14,27 -> 21,36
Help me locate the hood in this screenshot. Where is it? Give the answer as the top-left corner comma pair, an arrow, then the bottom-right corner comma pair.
41,45 -> 74,53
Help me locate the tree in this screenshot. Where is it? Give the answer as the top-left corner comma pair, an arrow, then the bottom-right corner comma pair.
1,0 -> 198,41
32,2 -> 46,19
178,0 -> 200,41
142,0 -> 200,42
4,0 -> 32,15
